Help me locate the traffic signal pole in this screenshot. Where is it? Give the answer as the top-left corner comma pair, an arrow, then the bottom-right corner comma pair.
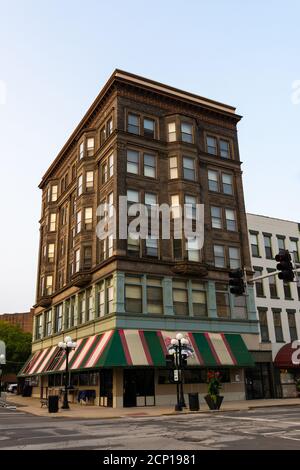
247,267 -> 300,284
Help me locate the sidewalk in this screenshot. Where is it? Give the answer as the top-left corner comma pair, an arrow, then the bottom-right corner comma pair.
5,394 -> 300,419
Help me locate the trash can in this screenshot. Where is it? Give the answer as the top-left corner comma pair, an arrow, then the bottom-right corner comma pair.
48,395 -> 59,413
188,393 -> 199,411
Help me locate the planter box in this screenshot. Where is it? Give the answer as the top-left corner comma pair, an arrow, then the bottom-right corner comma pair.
204,394 -> 223,410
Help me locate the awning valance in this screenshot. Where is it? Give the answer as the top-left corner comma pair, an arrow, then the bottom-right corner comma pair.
274,342 -> 300,368
19,330 -> 254,376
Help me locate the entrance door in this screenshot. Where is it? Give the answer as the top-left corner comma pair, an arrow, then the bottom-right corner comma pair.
245,363 -> 274,399
100,369 -> 113,407
123,369 -> 155,407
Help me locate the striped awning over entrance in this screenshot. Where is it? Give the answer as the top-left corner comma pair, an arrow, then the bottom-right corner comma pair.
19,330 -> 254,376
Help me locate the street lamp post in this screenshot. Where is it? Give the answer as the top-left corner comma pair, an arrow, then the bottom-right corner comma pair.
168,333 -> 188,412
0,354 -> 5,398
58,336 -> 77,410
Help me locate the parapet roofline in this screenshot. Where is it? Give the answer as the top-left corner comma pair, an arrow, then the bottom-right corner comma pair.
114,69 -> 238,115
39,69 -> 241,188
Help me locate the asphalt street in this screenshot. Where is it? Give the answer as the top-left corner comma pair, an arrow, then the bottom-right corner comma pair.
1,406 -> 300,450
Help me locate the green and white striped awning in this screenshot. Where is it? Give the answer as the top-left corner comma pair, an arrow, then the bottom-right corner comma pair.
19,330 -> 254,376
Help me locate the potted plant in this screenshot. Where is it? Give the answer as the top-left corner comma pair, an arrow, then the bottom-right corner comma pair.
204,371 -> 224,410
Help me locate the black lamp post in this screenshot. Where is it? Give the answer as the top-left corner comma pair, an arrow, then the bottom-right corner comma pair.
0,354 -> 5,398
58,336 -> 77,410
168,333 -> 188,412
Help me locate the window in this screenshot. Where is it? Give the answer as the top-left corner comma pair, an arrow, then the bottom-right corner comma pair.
69,297 -> 75,328
216,283 -> 230,318
76,210 -> 81,233
86,289 -> 93,322
254,267 -> 264,297
206,136 -> 217,155
211,206 -> 222,229
127,232 -> 140,256
208,170 -> 219,192
49,213 -> 56,232
54,304 -> 63,333
45,275 -> 53,295
147,278 -> 163,314
146,237 -> 158,257
171,194 -> 180,219
125,278 -> 142,313
258,309 -> 269,342
127,189 -> 139,208
75,249 -> 80,272
45,310 -> 52,336
108,153 -> 114,177
169,156 -> 178,179
225,209 -> 237,231
85,171 -> 94,190
232,296 -> 247,319
181,122 -> 193,143
97,282 -> 105,317
107,278 -> 114,314
127,113 -> 139,134
79,142 -> 84,159
183,157 -> 195,180
291,240 -> 299,263
143,118 -> 155,138
108,234 -> 113,257
229,247 -> 240,269
250,233 -> 260,257
51,185 -> 58,202
284,282 -> 292,300
64,300 -> 70,329
47,243 -> 55,263
222,173 -> 233,195
84,207 -> 93,230
36,314 -> 43,340
214,245 -> 225,268
173,281 -> 188,316
192,282 -> 207,316
288,311 -> 297,341
87,138 -> 94,157
263,234 -> 273,259
78,174 -> 83,196
83,246 -> 92,267
101,161 -> 108,184
220,140 -> 230,158
185,194 -> 196,219
273,311 -> 284,342
268,270 -> 278,298
78,293 -> 86,324
127,149 -> 139,174
277,236 -> 285,252
186,238 -> 200,261
108,192 -> 114,218
100,126 -> 106,145
168,122 -> 176,142
173,239 -> 182,259
144,154 -> 156,178
145,192 -> 157,212
107,118 -> 113,137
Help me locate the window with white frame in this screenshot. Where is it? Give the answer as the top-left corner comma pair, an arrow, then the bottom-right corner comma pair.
192,282 -> 207,317
76,210 -> 82,233
206,136 -> 217,155
171,194 -> 180,219
107,118 -> 113,137
85,171 -> 94,190
222,173 -> 233,195
47,243 -> 55,263
75,249 -> 80,272
45,310 -> 52,336
79,142 -> 84,160
225,208 -> 237,231
51,185 -> 58,202
46,275 -> 53,295
36,314 -> 43,340
185,194 -> 196,219
186,238 -> 200,261
125,277 -> 142,313
183,156 -> 195,180
87,138 -> 94,157
127,149 -> 139,174
84,207 -> 93,230
108,153 -> 114,177
169,156 -> 178,179
168,122 -> 176,142
97,281 -> 105,317
208,170 -> 219,192
86,288 -> 93,322
107,278 -> 114,314
229,247 -> 241,269
78,174 -> 83,196
181,122 -> 193,143
290,239 -> 299,263
54,304 -> 63,333
250,233 -> 260,257
49,213 -> 56,232
108,234 -> 113,257
214,245 -> 225,268
211,206 -> 222,229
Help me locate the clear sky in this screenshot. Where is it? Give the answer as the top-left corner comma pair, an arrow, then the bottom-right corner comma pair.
0,0 -> 299,312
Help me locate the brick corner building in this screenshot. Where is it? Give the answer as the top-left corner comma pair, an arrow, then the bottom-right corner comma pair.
20,70 -> 259,407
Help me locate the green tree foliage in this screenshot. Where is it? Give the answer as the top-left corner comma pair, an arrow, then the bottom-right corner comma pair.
0,321 -> 32,373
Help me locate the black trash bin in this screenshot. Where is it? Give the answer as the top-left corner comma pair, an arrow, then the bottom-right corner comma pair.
188,393 -> 199,411
48,395 -> 59,413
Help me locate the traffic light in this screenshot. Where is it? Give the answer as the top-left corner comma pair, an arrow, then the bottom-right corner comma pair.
229,268 -> 245,295
275,250 -> 295,282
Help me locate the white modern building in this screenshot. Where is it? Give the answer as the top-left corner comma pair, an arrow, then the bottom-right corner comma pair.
247,213 -> 300,398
